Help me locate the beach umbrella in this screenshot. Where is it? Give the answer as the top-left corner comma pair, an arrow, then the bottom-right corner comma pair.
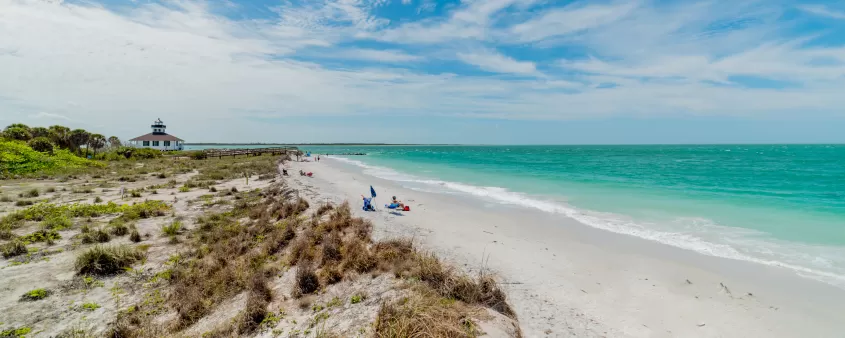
370,186 -> 377,198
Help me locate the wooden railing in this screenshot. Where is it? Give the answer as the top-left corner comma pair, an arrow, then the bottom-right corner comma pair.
202,147 -> 299,159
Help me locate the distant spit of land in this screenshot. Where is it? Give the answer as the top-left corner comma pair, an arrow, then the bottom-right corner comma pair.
184,143 -> 450,146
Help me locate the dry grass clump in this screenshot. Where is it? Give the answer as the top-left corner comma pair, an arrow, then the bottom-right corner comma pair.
374,289 -> 481,338
315,203 -> 334,216
110,222 -> 129,236
129,229 -> 142,243
2,239 -> 28,258
340,237 -> 376,273
81,228 -> 111,244
293,260 -> 320,297
75,245 -> 144,276
237,274 -> 273,334
321,231 -> 342,264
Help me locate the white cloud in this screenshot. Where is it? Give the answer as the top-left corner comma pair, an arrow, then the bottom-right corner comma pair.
401,0 -> 411,4
331,48 -> 422,62
370,0 -> 538,43
29,112 -> 72,121
507,1 -> 639,43
456,49 -> 537,75
797,4 -> 845,19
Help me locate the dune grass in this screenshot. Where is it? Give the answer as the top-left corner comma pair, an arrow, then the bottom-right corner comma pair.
161,220 -> 182,236
1,239 -> 27,258
105,163 -> 515,337
75,245 -> 144,276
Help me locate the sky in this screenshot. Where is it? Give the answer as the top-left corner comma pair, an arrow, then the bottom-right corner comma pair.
2,0 -> 845,144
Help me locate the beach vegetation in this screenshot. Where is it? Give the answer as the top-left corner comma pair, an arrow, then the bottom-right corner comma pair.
75,245 -> 144,276
1,239 -> 27,258
28,136 -> 54,153
99,162 -> 515,337
161,220 -> 182,236
129,229 -> 142,243
20,288 -> 51,301
22,189 -> 39,198
82,302 -> 101,311
0,139 -> 103,178
15,200 -> 34,207
374,289 -> 481,338
20,229 -> 62,244
81,228 -> 111,244
110,222 -> 129,236
0,326 -> 32,338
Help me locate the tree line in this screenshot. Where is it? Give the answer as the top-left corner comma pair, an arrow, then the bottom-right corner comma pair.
2,123 -> 121,157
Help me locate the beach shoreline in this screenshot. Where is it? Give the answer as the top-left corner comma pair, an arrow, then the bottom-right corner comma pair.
286,157 -> 845,337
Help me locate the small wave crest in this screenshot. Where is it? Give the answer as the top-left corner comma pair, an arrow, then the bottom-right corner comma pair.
330,156 -> 845,288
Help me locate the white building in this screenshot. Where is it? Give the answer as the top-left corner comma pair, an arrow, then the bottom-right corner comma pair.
128,118 -> 184,151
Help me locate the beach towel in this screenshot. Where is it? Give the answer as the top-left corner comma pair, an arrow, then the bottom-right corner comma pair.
386,203 -> 400,209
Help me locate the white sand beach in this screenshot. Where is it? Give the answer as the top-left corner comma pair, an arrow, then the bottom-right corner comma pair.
286,157 -> 845,337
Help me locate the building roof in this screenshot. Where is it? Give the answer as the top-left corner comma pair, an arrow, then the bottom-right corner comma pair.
129,133 -> 184,142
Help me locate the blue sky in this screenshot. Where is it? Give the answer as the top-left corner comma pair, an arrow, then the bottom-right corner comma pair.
2,0 -> 845,144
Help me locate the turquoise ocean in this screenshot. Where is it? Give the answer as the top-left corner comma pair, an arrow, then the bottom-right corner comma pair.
190,144 -> 845,286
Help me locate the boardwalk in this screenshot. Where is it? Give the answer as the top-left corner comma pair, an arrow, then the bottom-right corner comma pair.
201,147 -> 299,159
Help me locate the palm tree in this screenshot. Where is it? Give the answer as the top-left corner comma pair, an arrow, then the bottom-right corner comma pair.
88,134 -> 106,155
48,125 -> 71,149
108,136 -> 121,148
3,126 -> 31,141
30,127 -> 50,138
69,129 -> 90,156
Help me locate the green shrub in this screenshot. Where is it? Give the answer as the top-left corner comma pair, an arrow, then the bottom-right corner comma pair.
351,293 -> 365,304
75,245 -> 144,275
15,200 -> 33,207
20,229 -> 62,244
20,288 -> 51,301
178,186 -> 190,193
0,140 -> 103,177
4,126 -> 32,141
42,213 -> 72,230
162,220 -> 182,236
0,326 -> 32,338
1,200 -> 170,225
94,196 -> 103,203
82,302 -> 101,311
28,137 -> 54,153
1,239 -> 27,258
0,195 -> 13,203
23,189 -> 39,198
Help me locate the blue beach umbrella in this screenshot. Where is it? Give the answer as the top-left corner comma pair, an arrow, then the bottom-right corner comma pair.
370,186 -> 377,198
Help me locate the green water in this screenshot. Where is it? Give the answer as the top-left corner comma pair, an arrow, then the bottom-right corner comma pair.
195,144 -> 845,285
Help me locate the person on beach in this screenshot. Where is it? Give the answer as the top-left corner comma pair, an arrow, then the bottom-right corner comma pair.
389,196 -> 405,209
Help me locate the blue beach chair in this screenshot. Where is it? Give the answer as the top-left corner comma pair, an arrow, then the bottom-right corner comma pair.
362,197 -> 375,211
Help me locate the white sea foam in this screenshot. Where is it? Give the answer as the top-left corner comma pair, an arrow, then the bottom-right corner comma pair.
330,156 -> 845,288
